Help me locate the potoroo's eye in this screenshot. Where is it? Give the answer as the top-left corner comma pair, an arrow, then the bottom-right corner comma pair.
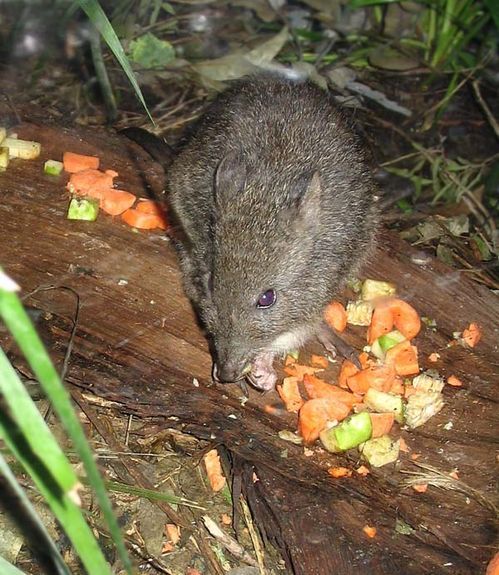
256,289 -> 276,309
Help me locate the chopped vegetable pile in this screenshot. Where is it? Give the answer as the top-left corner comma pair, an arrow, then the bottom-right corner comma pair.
275,278 -> 482,474
0,128 -> 169,232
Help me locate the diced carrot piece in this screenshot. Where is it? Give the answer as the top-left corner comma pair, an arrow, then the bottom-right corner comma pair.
277,376 -> 304,413
412,483 -> 428,493
384,340 -> 419,376
390,299 -> 421,340
404,386 -> 418,398
389,376 -> 405,395
356,465 -> 370,476
328,466 -> 352,478
298,398 -> 350,444
447,375 -> 463,387
204,449 -> 226,492
221,513 -> 232,525
367,298 -> 421,343
310,354 -> 329,369
359,351 -> 374,369
399,437 -> 410,452
449,470 -> 459,480
338,359 -> 359,389
410,452 -> 422,460
303,373 -> 357,408
347,365 -> 397,394
369,413 -> 395,438
428,352 -> 440,362
162,542 -> 175,553
100,189 -> 136,216
66,169 -> 116,197
284,363 -> 321,380
165,523 -> 180,545
486,551 -> 499,575
367,303 -> 394,343
324,301 -> 347,333
63,151 -> 100,173
462,322 -> 481,348
136,199 -> 168,217
363,525 -> 377,538
122,208 -> 168,230
263,404 -> 282,416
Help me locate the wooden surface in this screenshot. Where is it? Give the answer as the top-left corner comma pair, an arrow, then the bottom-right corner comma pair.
1,121 -> 497,575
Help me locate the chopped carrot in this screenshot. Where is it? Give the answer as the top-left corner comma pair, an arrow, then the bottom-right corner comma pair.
338,359 -> 359,389
359,351 -> 374,369
447,375 -> 463,387
298,398 -> 350,444
367,298 -> 421,343
328,466 -> 352,478
384,340 -> 419,376
356,465 -> 370,476
136,199 -> 168,217
122,208 -> 168,230
369,413 -> 395,438
410,452 -> 422,460
165,523 -> 180,545
462,322 -> 481,348
347,365 -> 397,394
263,404 -> 282,416
404,386 -> 418,398
428,352 -> 440,362
303,373 -> 358,408
389,377 -> 405,395
449,470 -> 459,480
398,437 -> 410,452
186,569 -> 203,575
162,542 -> 175,554
100,189 -> 136,216
486,551 -> 499,575
324,301 -> 347,333
310,354 -> 329,369
66,168 -> 116,197
284,363 -> 321,380
63,151 -> 100,173
390,299 -> 421,340
203,449 -> 226,492
363,525 -> 377,538
367,303 -> 394,343
412,483 -> 428,493
277,376 -> 304,413
221,513 -> 232,526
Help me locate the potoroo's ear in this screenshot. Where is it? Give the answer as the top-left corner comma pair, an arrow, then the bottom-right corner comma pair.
214,149 -> 247,207
285,170 -> 322,230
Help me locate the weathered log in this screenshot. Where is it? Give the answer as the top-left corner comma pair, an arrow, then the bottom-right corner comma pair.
0,122 -> 497,574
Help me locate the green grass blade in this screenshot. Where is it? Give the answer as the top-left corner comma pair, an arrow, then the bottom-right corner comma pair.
0,453 -> 71,575
484,0 -> 499,28
0,350 -> 111,575
0,281 -> 132,574
76,0 -> 155,125
0,556 -> 27,575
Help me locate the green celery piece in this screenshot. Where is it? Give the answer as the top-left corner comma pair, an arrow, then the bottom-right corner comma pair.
378,330 -> 406,352
364,388 -> 405,424
67,197 -> 99,221
321,412 -> 372,452
44,159 -> 64,176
